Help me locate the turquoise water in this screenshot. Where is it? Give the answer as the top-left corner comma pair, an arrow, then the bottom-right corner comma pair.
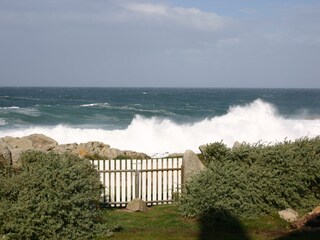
1,87 -> 319,154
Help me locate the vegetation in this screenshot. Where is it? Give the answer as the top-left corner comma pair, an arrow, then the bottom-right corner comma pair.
1,137 -> 320,239
179,137 -> 320,220
99,204 -> 320,240
0,151 -> 107,240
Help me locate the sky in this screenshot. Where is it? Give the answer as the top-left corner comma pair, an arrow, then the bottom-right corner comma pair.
0,0 -> 319,88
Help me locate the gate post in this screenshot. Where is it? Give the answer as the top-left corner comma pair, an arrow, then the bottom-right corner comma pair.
135,170 -> 140,199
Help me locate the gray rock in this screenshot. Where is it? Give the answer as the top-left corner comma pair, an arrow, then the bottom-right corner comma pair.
1,134 -> 57,151
2,136 -> 33,149
0,142 -> 11,166
23,134 -> 58,150
232,141 -> 242,149
9,149 -> 26,166
53,143 -> 78,154
0,134 -> 150,164
199,144 -> 207,154
126,198 -> 148,212
103,148 -> 122,159
278,208 -> 299,223
182,150 -> 205,191
1,134 -> 58,165
167,153 -> 183,158
122,150 -> 149,159
68,141 -> 149,159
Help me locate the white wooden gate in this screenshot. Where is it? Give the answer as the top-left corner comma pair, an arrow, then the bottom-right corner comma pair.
92,158 -> 183,207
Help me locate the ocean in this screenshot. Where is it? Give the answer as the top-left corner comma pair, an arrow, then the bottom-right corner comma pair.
0,87 -> 319,156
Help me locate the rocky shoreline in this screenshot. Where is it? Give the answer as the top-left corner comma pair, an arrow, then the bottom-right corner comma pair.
0,134 -> 150,166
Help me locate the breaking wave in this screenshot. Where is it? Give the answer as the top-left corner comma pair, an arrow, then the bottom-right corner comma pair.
80,102 -> 175,115
80,103 -> 109,107
0,106 -> 40,116
0,99 -> 319,155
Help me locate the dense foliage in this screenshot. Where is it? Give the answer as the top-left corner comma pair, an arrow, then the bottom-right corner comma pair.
179,137 -> 320,220
0,151 -> 105,240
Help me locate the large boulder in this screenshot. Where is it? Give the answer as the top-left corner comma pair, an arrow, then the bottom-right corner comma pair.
232,141 -> 242,149
53,143 -> 79,154
2,134 -> 57,151
126,198 -> 148,212
199,144 -> 207,154
182,150 -> 205,191
73,141 -> 109,158
2,136 -> 33,149
1,134 -> 58,165
24,134 -> 58,150
278,208 -> 299,223
0,141 -> 12,166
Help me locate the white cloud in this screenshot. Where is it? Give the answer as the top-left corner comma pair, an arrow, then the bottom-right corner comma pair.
0,1 -> 232,32
124,3 -> 232,32
125,3 -> 168,16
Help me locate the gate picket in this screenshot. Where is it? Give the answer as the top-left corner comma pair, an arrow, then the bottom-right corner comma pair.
92,158 -> 182,207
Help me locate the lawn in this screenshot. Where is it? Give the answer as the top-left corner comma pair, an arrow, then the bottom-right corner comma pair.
98,204 -> 320,240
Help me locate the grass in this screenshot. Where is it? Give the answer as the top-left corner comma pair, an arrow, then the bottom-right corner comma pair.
100,204 -> 198,240
97,204 -> 320,240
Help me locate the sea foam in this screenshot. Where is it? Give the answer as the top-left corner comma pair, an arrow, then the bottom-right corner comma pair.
1,99 -> 319,155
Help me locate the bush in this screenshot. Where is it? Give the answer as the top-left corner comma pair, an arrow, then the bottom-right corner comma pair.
179,137 -> 320,220
0,151 -> 105,240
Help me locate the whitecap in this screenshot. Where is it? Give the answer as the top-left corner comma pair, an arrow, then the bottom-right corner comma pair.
80,102 -> 109,107
1,99 -> 319,155
0,106 -> 40,116
0,106 -> 20,110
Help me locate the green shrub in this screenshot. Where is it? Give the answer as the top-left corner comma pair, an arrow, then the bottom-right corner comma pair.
179,137 -> 320,220
201,141 -> 230,165
0,151 -> 105,240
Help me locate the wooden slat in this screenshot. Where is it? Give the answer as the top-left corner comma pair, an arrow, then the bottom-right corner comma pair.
92,158 -> 182,207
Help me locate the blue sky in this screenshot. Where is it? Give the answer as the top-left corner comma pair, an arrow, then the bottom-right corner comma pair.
0,0 -> 319,88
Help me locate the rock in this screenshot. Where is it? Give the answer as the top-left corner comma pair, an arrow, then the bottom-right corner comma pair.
9,149 -> 26,166
0,134 -> 150,164
232,141 -> 242,149
77,141 -> 107,157
182,150 -> 205,191
167,153 -> 183,158
199,144 -> 207,154
69,141 -> 149,159
1,134 -> 58,165
106,148 -> 123,159
53,143 -> 78,154
121,150 -> 149,159
278,208 -> 299,223
2,134 -> 57,151
2,136 -> 33,149
0,142 -> 11,166
23,134 -> 58,150
126,198 -> 148,212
